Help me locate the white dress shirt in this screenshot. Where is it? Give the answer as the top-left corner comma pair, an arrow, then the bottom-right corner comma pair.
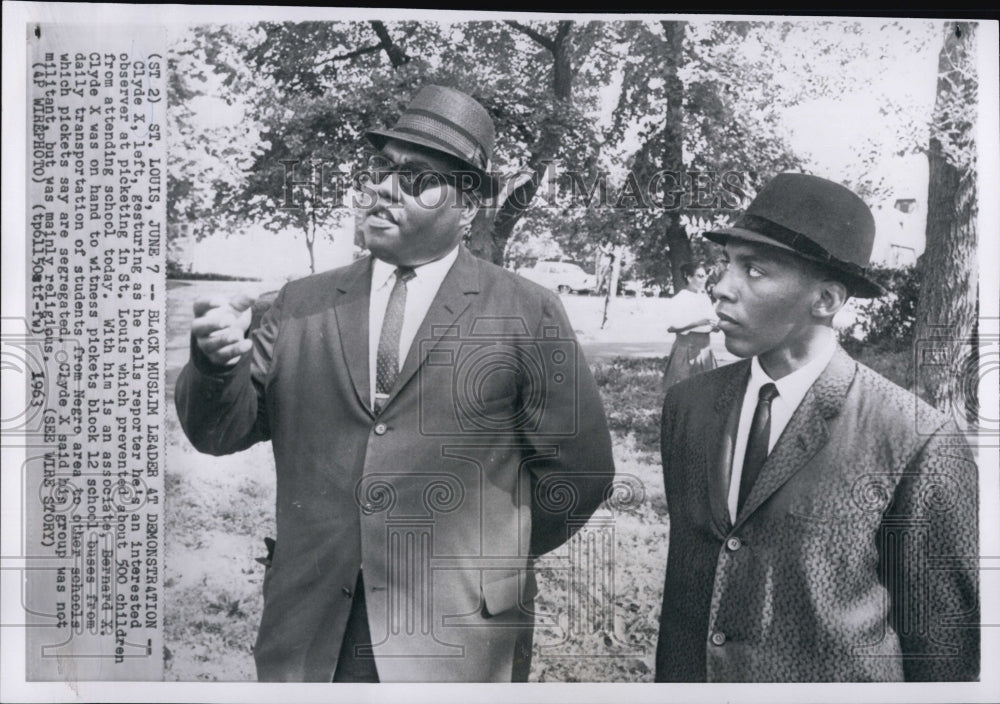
368,246 -> 460,407
726,335 -> 838,521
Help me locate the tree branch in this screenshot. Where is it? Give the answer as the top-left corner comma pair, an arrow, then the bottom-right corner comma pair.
315,44 -> 382,68
370,20 -> 410,68
505,20 -> 556,51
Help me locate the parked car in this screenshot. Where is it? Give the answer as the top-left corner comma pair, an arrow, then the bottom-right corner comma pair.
515,261 -> 596,294
619,279 -> 663,297
619,279 -> 643,297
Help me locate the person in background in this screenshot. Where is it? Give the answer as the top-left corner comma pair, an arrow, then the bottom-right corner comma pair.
662,261 -> 719,389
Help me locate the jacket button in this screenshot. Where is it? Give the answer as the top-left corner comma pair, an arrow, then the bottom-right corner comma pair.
710,631 -> 727,646
374,422 -> 387,436
726,537 -> 742,551
342,586 -> 353,598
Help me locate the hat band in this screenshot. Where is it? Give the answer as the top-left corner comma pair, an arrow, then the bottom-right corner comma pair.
392,111 -> 488,171
736,213 -> 869,278
406,108 -> 484,156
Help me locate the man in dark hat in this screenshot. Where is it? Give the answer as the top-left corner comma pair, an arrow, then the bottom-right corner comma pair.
654,173 -> 979,682
175,85 -> 615,682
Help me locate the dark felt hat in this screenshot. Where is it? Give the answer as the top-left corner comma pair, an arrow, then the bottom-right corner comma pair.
366,85 -> 499,198
705,173 -> 884,298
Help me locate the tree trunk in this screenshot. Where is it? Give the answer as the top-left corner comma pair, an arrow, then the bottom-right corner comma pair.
909,22 -> 978,420
600,245 -> 624,329
661,21 -> 691,290
665,221 -> 692,292
306,206 -> 317,274
468,20 -> 575,265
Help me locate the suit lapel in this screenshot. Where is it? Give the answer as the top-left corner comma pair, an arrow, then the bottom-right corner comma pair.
732,347 -> 857,528
705,361 -> 750,536
333,257 -> 375,415
383,247 -> 481,407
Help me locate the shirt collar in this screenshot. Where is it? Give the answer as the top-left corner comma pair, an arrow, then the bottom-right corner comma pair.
748,333 -> 838,411
372,245 -> 460,291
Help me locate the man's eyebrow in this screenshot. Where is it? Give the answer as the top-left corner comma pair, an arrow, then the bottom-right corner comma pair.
397,157 -> 449,172
376,152 -> 440,170
731,249 -> 779,267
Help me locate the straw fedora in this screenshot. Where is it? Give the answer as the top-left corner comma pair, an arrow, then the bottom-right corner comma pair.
366,85 -> 499,198
705,173 -> 885,298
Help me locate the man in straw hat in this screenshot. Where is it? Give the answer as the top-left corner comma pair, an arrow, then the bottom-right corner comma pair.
654,173 -> 979,682
176,84 -> 615,682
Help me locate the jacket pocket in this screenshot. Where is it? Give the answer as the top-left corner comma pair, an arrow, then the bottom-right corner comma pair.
480,569 -> 538,618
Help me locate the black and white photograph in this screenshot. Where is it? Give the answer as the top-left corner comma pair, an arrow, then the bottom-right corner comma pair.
2,5 -> 998,703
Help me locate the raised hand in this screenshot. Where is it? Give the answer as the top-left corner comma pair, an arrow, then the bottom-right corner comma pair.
191,293 -> 255,366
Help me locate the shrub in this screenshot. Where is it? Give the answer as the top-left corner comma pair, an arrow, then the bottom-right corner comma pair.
166,268 -> 261,282
591,357 -> 665,455
840,264 -> 920,354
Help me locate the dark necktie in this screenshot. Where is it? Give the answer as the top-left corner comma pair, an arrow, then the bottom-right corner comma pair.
374,266 -> 416,413
737,382 -> 779,513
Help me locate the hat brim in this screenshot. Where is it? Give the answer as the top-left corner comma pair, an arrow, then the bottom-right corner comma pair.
705,226 -> 885,298
365,129 -> 499,199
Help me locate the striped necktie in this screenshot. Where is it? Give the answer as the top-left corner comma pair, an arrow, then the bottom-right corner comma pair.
374,266 -> 416,413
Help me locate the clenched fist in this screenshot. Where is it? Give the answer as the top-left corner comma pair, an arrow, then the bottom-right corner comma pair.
192,294 -> 255,366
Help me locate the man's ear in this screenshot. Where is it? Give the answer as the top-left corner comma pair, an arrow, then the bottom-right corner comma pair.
457,191 -> 479,230
811,278 -> 848,319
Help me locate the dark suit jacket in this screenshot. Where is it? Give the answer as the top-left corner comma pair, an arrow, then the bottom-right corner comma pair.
655,348 -> 979,682
175,247 -> 616,682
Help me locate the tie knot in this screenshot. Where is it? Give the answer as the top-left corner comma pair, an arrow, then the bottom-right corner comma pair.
396,266 -> 417,283
395,266 -> 416,283
758,382 -> 779,403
